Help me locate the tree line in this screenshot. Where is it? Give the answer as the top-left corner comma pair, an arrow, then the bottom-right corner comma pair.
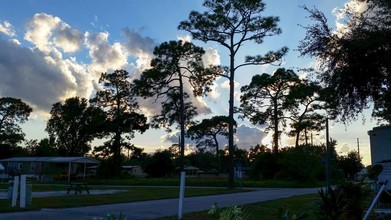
0,0 -> 389,185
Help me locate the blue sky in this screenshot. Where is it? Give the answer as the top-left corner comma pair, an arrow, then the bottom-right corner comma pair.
0,0 -> 377,164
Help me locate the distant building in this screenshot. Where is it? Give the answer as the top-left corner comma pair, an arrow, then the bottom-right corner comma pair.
368,126 -> 391,164
368,126 -> 391,189
0,157 -> 100,182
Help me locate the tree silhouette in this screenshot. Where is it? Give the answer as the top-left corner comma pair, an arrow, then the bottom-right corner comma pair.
187,115 -> 237,172
133,40 -> 220,170
46,97 -> 105,156
298,2 -> 391,123
0,97 -> 32,147
240,68 -> 300,153
179,0 -> 287,187
91,70 -> 149,175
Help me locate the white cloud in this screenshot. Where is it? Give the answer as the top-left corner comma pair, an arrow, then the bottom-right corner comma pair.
203,47 -> 220,66
0,14 -> 93,116
9,39 -> 21,45
177,35 -> 192,42
0,21 -> 16,37
0,39 -> 81,115
54,22 -> 84,53
85,31 -> 128,77
333,0 -> 369,34
24,13 -> 84,53
122,28 -> 156,71
220,79 -> 241,90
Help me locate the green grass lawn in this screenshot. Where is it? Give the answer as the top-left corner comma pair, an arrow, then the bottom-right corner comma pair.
0,185 -> 246,213
159,194 -> 319,220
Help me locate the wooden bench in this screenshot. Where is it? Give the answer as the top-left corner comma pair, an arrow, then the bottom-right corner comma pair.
66,182 -> 90,195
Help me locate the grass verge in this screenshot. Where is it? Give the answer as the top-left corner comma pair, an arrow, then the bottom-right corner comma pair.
0,186 -> 246,213
159,193 -> 319,220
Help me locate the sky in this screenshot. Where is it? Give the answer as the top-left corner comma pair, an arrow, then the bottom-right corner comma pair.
0,0 -> 379,165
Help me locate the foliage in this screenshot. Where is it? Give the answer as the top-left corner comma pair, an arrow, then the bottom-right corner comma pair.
317,181 -> 371,220
0,97 -> 32,148
91,70 -> 148,175
187,116 -> 235,152
25,137 -> 58,156
186,151 -> 218,172
336,151 -> 363,180
143,150 -> 175,177
208,204 -> 249,220
240,68 -> 301,153
250,151 -> 280,180
287,80 -> 325,147
46,97 -> 106,156
247,144 -> 271,163
298,1 -> 391,122
179,0 -> 288,187
277,146 -> 324,182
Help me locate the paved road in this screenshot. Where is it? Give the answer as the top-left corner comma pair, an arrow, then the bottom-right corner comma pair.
0,188 -> 318,220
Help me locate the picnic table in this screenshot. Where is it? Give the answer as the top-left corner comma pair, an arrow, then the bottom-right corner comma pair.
66,182 -> 90,195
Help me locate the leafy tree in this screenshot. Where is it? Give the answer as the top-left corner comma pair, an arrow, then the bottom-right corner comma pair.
186,151 -> 217,172
46,97 -> 106,156
287,81 -> 325,147
337,151 -> 363,180
240,68 -> 301,153
0,97 -> 32,147
277,146 -> 324,182
250,151 -> 279,180
25,137 -> 58,156
133,40 -> 220,170
298,1 -> 391,123
179,0 -> 288,188
247,144 -> 271,162
187,116 -> 236,172
143,149 -> 175,177
91,70 -> 149,175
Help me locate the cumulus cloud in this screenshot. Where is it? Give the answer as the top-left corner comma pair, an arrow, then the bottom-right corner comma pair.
203,47 -> 221,67
85,31 -> 128,77
54,22 -> 84,53
0,21 -> 16,37
177,35 -> 192,42
333,0 -> 369,34
24,13 -> 84,54
122,28 -> 156,71
0,14 -> 93,116
164,123 -> 266,151
0,39 -> 83,114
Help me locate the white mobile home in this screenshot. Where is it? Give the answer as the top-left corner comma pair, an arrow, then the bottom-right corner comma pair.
368,126 -> 391,188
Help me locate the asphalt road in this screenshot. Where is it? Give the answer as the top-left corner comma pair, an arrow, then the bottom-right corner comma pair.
0,187 -> 318,220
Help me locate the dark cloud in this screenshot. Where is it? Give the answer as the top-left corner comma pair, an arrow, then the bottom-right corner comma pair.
122,28 -> 156,55
0,39 -> 76,112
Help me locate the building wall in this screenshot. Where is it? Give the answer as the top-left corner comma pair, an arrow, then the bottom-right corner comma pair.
368,126 -> 391,164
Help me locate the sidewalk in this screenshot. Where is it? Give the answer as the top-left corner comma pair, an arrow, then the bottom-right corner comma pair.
0,188 -> 318,220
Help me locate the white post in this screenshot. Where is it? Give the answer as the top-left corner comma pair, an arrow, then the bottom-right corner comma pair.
178,171 -> 186,219
20,175 -> 26,208
11,176 -> 19,207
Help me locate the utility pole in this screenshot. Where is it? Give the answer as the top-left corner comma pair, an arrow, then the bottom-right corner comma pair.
357,138 -> 360,157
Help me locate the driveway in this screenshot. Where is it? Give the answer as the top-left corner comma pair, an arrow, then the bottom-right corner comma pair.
0,187 -> 318,220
